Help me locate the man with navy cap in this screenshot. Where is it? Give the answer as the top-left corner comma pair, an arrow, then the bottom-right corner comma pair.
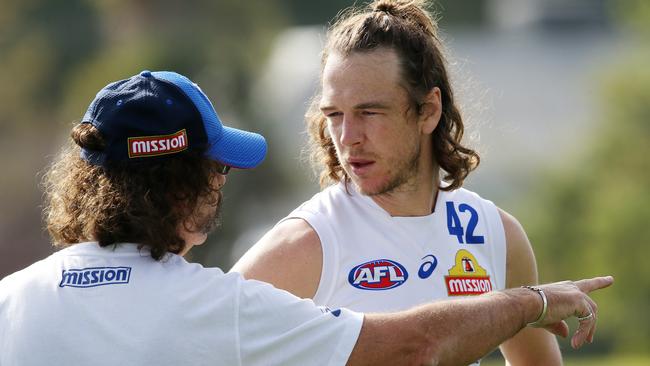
0,70 -> 612,366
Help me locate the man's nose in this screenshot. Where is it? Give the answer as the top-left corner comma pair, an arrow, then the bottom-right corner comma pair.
339,116 -> 363,147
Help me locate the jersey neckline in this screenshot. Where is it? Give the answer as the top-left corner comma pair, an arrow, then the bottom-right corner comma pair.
54,241 -> 154,257
335,181 -> 446,220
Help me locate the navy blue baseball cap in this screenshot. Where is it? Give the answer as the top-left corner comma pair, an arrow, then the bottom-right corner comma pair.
80,70 -> 267,169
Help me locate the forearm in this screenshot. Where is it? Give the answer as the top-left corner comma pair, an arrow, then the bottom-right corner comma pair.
349,288 -> 538,366
409,288 -> 537,366
349,276 -> 612,366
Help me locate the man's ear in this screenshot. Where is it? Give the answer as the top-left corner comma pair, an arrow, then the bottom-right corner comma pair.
419,87 -> 442,135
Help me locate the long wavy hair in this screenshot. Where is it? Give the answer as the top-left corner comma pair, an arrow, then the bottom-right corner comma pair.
307,0 -> 479,191
42,123 -> 222,261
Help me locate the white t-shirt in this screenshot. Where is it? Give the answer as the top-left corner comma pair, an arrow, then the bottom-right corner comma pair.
284,183 -> 507,365
0,242 -> 362,366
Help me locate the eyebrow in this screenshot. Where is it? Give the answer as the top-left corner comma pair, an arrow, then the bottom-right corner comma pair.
319,101 -> 391,112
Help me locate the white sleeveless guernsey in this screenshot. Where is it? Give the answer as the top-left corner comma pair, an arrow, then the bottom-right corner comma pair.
283,182 -> 506,363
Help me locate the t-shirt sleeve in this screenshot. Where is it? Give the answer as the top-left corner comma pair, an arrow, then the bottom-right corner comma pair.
236,278 -> 363,366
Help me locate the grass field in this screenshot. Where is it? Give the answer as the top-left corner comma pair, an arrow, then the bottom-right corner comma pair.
480,355 -> 650,366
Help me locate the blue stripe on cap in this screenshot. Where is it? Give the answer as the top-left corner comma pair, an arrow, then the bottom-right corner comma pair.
152,71 -> 224,143
152,71 -> 266,169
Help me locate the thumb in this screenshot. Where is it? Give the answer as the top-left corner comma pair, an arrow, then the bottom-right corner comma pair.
543,321 -> 569,338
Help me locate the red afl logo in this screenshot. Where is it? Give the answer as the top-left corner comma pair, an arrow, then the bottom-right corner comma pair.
348,259 -> 409,290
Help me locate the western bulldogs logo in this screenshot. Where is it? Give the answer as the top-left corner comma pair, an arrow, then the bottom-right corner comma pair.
348,259 -> 408,290
444,250 -> 492,296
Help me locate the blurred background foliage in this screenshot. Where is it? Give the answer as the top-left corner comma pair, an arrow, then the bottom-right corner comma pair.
523,52 -> 650,354
0,0 -> 647,361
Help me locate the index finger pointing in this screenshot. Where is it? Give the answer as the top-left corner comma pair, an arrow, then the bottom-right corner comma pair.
575,276 -> 614,293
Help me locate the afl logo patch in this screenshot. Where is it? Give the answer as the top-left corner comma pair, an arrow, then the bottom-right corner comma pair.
348,259 -> 408,290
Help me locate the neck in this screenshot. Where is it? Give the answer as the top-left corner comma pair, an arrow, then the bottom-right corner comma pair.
370,168 -> 440,217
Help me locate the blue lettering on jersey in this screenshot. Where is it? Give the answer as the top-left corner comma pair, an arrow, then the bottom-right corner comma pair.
446,202 -> 485,244
418,254 -> 438,279
59,267 -> 131,288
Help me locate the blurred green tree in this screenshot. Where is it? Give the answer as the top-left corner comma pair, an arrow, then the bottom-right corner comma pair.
522,42 -> 650,356
500,0 -> 650,354
0,0 -> 289,275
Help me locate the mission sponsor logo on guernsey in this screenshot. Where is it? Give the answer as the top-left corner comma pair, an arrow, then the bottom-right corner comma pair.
444,249 -> 492,296
59,266 -> 131,288
348,259 -> 408,290
128,129 -> 188,158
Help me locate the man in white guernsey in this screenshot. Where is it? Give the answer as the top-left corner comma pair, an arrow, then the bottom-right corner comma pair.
0,71 -> 612,366
0,70 -> 364,366
231,1 -> 605,365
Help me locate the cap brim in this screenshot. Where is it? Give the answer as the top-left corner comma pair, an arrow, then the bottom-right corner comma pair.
207,125 -> 267,169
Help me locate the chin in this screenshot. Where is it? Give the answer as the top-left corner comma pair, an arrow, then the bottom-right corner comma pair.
195,234 -> 208,246
180,236 -> 207,256
350,177 -> 390,196
353,168 -> 417,196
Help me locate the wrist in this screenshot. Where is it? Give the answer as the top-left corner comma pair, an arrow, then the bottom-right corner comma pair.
521,285 -> 548,327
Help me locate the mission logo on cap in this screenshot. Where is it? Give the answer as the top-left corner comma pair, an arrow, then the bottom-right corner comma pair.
80,70 -> 266,169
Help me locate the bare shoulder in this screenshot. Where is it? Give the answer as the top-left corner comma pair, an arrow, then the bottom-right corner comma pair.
497,207 -> 538,287
229,218 -> 322,299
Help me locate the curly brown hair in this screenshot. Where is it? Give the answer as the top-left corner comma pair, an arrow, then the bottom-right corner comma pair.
307,0 -> 479,191
42,123 -> 222,261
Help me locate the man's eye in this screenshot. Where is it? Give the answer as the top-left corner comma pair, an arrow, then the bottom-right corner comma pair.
362,111 -> 379,116
325,112 -> 342,118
